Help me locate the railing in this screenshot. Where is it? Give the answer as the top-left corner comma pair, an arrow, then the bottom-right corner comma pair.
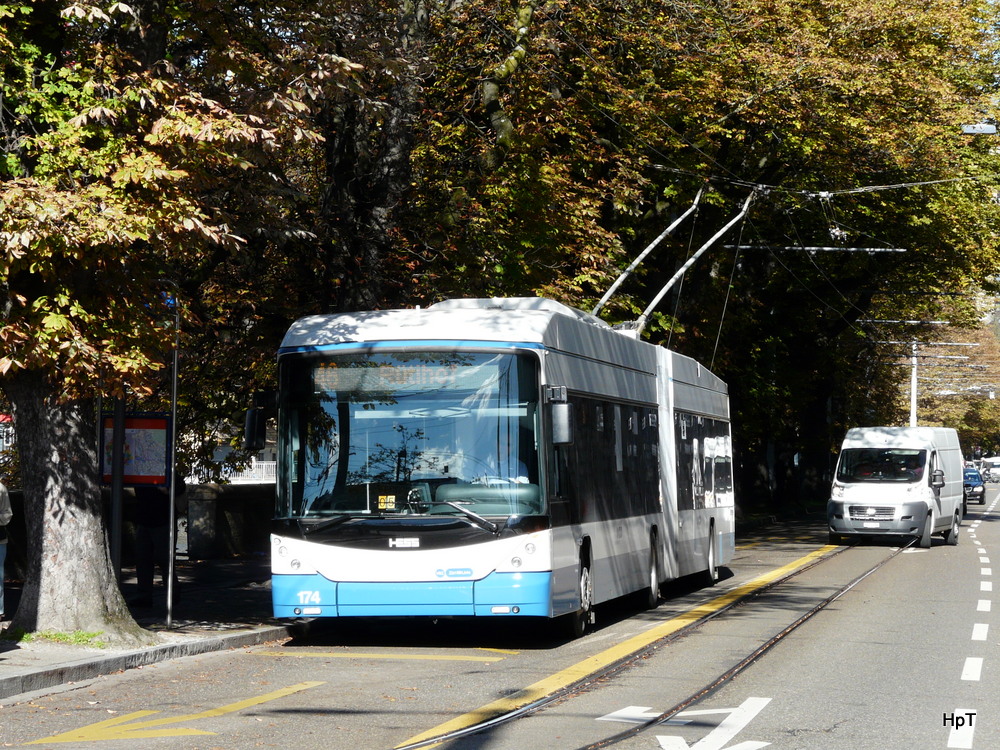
223,459 -> 277,484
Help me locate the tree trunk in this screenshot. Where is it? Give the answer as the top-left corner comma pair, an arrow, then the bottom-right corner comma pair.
4,370 -> 149,645
319,0 -> 429,312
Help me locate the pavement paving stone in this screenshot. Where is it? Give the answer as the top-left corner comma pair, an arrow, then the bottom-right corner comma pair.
0,555 -> 289,702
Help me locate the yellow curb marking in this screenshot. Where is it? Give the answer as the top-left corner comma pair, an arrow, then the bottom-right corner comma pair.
29,681 -> 324,743
257,650 -> 505,663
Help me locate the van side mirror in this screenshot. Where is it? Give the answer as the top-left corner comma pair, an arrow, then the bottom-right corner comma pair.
931,469 -> 945,489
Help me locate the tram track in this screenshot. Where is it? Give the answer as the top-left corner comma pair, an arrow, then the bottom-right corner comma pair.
393,537 -> 913,750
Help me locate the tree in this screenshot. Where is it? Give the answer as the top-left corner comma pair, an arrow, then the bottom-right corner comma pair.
5,0 -> 1000,644
395,0 -> 1000,508
0,0 -> 359,641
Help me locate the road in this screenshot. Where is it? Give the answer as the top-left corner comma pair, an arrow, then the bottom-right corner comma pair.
2,489 -> 996,750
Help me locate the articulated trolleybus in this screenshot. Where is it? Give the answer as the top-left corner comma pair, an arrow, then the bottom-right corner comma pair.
267,297 -> 735,636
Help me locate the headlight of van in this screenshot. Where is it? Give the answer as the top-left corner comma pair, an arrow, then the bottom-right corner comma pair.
831,484 -> 845,499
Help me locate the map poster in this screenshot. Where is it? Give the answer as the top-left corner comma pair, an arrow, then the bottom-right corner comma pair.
101,414 -> 171,486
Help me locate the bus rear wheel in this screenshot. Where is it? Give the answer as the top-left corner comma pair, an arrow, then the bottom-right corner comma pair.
643,542 -> 660,610
702,524 -> 718,587
566,562 -> 594,639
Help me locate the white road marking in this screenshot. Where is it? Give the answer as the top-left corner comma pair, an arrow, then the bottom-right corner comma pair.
977,600 -> 991,612
961,658 -> 983,681
972,624 -> 989,641
656,697 -> 772,750
946,708 -> 976,749
597,706 -> 689,725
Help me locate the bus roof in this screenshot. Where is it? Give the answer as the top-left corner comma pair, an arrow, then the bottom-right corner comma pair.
279,297 -> 728,401
280,298 -> 608,351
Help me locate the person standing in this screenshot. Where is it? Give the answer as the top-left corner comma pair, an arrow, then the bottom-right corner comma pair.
0,482 -> 11,621
132,478 -> 185,607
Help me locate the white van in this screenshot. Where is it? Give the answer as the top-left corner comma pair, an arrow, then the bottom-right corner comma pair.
827,426 -> 964,548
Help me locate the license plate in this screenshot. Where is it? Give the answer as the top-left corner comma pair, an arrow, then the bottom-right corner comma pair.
863,522 -> 881,528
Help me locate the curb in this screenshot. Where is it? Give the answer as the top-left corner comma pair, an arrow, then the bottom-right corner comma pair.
0,625 -> 290,701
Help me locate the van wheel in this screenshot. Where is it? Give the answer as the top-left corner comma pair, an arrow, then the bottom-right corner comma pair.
945,513 -> 960,546
828,532 -> 842,545
918,513 -> 933,548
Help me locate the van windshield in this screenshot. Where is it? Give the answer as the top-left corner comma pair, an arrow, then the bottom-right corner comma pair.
836,448 -> 927,483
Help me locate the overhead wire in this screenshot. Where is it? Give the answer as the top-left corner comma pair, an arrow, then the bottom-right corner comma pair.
528,7 -> 980,199
475,5 -> 967,343
665,200 -> 702,350
479,6 -> 967,208
529,5 -> 747,186
740,212 -> 896,347
780,205 -> 897,342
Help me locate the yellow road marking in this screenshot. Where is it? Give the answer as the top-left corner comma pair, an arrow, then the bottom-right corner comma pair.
396,546 -> 835,748
257,651 -> 505,663
29,681 -> 325,743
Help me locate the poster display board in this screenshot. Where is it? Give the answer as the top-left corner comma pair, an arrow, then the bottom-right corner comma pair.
101,413 -> 171,486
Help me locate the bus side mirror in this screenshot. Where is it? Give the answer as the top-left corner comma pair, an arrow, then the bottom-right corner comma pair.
931,469 -> 945,489
244,409 -> 268,451
551,402 -> 574,445
243,390 -> 276,452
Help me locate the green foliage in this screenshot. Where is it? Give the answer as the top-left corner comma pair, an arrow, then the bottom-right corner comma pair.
4,0 -> 1000,502
1,628 -> 108,647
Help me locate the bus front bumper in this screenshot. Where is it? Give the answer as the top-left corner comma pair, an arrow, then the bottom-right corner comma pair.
272,571 -> 554,618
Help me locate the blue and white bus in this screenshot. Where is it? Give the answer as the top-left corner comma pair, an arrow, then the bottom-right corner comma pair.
264,297 -> 734,636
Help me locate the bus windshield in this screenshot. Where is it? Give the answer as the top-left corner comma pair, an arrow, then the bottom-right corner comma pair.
836,448 -> 927,484
277,350 -> 541,519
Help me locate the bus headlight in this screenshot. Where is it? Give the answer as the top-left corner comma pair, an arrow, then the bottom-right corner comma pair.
524,543 -> 536,555
511,557 -> 523,568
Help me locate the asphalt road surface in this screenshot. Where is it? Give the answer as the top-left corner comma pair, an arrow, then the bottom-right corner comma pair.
2,493 -> 996,750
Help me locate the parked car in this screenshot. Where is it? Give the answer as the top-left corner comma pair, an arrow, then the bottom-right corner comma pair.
979,459 -> 1000,481
964,468 -> 986,506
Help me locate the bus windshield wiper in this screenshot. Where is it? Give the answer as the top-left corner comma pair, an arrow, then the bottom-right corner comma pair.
441,501 -> 500,535
300,514 -> 351,536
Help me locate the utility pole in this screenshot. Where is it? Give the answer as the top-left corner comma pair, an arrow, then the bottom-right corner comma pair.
878,335 -> 979,426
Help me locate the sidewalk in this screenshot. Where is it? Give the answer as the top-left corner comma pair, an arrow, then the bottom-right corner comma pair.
0,556 -> 289,702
